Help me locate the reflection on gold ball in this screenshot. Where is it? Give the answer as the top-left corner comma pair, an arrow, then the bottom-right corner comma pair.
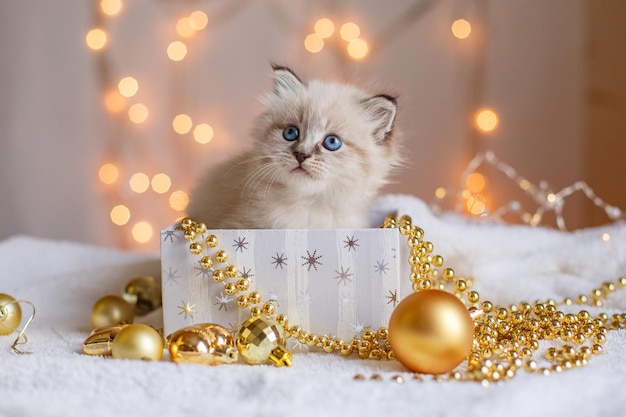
168,323 -> 237,365
388,289 -> 474,374
111,323 -> 163,361
0,293 -> 22,335
91,295 -> 135,328
236,316 -> 285,365
123,276 -> 162,316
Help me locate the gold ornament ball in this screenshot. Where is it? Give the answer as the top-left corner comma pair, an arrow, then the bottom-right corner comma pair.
168,323 -> 238,365
122,276 -> 162,316
0,293 -> 22,335
111,323 -> 163,361
236,316 -> 286,365
91,295 -> 135,328
388,289 -> 474,375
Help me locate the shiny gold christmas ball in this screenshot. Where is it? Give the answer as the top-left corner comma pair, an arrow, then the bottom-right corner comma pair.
168,323 -> 237,365
236,316 -> 285,365
388,289 -> 474,375
111,323 -> 163,361
122,276 -> 162,316
91,295 -> 135,328
0,293 -> 22,335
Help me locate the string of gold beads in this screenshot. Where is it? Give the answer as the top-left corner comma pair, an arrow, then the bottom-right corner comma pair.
178,215 -> 625,382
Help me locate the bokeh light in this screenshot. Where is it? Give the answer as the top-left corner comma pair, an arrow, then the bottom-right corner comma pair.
128,103 -> 149,124
132,221 -> 153,243
347,38 -> 369,60
340,22 -> 360,41
304,33 -> 325,53
100,0 -> 123,16
172,114 -> 193,134
110,205 -> 130,226
189,11 -> 208,30
98,163 -> 119,184
314,18 -> 335,38
86,28 -> 107,50
176,17 -> 195,38
103,89 -> 125,113
129,172 -> 150,193
118,76 -> 138,98
193,123 -> 214,144
167,41 -> 188,62
151,173 -> 172,194
451,19 -> 472,39
465,172 -> 487,193
476,109 -> 499,132
169,190 -> 190,212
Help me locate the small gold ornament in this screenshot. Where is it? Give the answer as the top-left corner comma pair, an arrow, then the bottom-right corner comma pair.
168,323 -> 238,365
388,289 -> 474,375
111,323 -> 163,361
82,325 -> 129,356
91,295 -> 135,328
0,293 -> 22,336
236,316 -> 292,366
122,276 -> 162,316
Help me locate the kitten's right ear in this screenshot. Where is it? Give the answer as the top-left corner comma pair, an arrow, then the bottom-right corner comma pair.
271,64 -> 305,96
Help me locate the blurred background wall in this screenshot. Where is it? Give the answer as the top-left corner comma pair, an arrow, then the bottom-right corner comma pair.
0,0 -> 624,252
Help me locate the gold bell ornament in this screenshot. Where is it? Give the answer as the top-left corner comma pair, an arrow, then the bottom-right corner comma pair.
388,289 -> 474,375
122,276 -> 162,316
236,316 -> 292,367
168,323 -> 238,365
91,295 -> 135,328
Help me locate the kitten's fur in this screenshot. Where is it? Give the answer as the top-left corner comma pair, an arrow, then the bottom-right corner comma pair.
186,65 -> 402,229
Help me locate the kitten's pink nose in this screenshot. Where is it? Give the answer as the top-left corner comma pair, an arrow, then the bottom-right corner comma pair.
294,151 -> 311,164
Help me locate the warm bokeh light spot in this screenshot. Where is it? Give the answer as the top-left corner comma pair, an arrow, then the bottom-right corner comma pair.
118,76 -> 138,98
132,221 -> 153,243
104,89 -> 125,113
167,41 -> 187,62
98,163 -> 119,184
435,187 -> 447,199
100,0 -> 123,16
169,190 -> 190,211
193,123 -> 214,144
466,195 -> 487,215
602,233 -> 611,242
176,17 -> 195,38
110,204 -> 130,226
314,18 -> 335,38
151,173 -> 172,194
129,172 -> 150,193
172,114 -> 193,134
451,19 -> 472,39
128,103 -> 148,124
519,179 -> 531,191
340,22 -> 360,41
476,109 -> 498,132
86,28 -> 107,50
304,33 -> 324,53
466,172 -> 487,193
189,11 -> 208,30
347,38 -> 369,60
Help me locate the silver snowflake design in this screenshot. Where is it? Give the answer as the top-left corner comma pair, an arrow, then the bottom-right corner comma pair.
351,321 -> 367,336
233,236 -> 249,252
299,291 -> 314,305
162,230 -> 179,243
334,266 -> 353,286
178,300 -> 196,320
343,235 -> 360,252
374,259 -> 390,276
267,290 -> 281,307
194,260 -> 213,279
272,252 -> 288,269
301,249 -> 323,271
214,292 -> 234,312
386,289 -> 398,307
163,266 -> 180,286
289,338 -> 309,352
239,266 -> 254,280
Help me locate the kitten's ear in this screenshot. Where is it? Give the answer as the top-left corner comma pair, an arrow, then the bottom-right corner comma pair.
271,64 -> 305,96
362,94 -> 397,144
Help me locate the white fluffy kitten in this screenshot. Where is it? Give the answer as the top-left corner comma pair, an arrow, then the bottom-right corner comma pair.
186,65 -> 402,229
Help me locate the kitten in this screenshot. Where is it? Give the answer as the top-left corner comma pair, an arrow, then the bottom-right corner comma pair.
186,65 -> 402,229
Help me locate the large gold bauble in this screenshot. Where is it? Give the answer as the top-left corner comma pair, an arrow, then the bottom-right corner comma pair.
122,276 -> 162,316
168,323 -> 238,365
0,293 -> 22,336
236,316 -> 286,365
388,289 -> 474,375
91,295 -> 135,328
111,323 -> 163,361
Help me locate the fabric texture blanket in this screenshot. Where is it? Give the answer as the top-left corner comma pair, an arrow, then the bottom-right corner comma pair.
1,194 -> 625,417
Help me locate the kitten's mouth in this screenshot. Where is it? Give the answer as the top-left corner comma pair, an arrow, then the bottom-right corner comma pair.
291,166 -> 312,177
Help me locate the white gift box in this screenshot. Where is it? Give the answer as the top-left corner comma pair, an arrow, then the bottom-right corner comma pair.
161,225 -> 411,341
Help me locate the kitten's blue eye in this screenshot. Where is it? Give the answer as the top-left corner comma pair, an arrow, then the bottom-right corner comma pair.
283,125 -> 299,141
322,134 -> 342,151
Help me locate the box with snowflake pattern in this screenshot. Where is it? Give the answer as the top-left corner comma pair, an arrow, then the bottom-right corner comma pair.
160,225 -> 411,342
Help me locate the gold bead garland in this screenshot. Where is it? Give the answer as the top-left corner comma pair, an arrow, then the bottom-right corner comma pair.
178,215 -> 626,382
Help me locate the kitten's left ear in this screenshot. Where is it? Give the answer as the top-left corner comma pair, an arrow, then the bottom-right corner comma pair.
362,94 -> 397,144
271,64 -> 305,97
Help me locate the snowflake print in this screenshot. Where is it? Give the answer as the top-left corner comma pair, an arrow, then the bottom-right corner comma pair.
233,236 -> 249,252
162,230 -> 179,243
194,260 -> 212,279
374,260 -> 389,276
163,266 -> 180,286
386,289 -> 398,307
272,252 -> 288,269
178,300 -> 196,320
343,235 -> 360,252
334,266 -> 353,286
351,321 -> 367,336
298,291 -> 314,305
301,249 -> 323,271
214,292 -> 234,311
239,266 -> 254,280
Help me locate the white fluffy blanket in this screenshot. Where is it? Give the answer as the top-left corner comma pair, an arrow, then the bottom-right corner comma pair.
1,194 -> 625,417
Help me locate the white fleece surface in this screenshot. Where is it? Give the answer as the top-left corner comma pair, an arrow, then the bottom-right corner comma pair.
1,194 -> 625,417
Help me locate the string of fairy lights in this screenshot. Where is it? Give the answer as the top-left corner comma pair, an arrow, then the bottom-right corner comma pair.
87,0 -> 620,250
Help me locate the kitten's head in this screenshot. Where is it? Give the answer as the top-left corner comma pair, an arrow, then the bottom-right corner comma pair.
251,65 -> 402,199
